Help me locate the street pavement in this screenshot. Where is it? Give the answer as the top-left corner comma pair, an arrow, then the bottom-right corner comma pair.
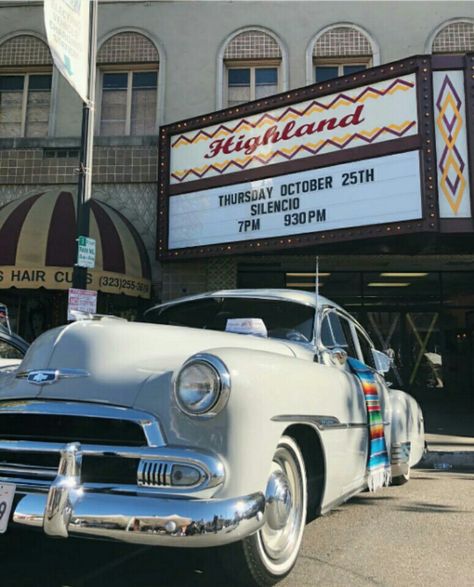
1,467 -> 472,587
281,467 -> 473,587
420,406 -> 474,470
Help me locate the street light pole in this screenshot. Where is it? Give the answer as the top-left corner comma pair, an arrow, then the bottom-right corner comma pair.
72,0 -> 98,290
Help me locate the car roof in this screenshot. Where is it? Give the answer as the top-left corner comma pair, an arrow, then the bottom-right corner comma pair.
149,288 -> 343,312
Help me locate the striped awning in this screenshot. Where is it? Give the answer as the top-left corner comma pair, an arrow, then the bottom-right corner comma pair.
0,189 -> 151,298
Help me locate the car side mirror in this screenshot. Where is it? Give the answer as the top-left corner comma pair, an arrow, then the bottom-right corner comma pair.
327,347 -> 348,367
372,349 -> 392,375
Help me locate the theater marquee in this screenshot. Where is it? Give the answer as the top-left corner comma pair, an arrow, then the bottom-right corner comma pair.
158,55 -> 472,259
168,151 -> 422,249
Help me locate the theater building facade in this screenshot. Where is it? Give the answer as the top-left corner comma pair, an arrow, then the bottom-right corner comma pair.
1,1 -> 474,406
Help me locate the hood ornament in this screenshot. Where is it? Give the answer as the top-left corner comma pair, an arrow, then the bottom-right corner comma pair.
16,369 -> 90,385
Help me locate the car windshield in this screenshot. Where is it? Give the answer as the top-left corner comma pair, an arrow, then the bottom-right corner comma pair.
144,297 -> 315,343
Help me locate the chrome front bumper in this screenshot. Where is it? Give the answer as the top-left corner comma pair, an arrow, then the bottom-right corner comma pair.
13,489 -> 266,547
0,401 -> 266,547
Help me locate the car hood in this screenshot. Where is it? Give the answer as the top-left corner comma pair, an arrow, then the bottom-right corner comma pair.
0,318 -> 303,407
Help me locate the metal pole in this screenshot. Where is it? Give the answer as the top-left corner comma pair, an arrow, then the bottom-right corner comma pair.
72,0 -> 97,290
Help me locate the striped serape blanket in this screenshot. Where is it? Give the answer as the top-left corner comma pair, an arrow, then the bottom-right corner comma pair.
347,357 -> 391,491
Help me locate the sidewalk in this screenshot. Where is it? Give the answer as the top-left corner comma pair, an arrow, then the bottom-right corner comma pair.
417,402 -> 474,470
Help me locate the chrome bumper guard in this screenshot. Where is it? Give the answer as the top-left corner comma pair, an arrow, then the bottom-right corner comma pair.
8,442 -> 265,546
391,441 -> 411,477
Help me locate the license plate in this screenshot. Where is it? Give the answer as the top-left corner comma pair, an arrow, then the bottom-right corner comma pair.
0,483 -> 15,534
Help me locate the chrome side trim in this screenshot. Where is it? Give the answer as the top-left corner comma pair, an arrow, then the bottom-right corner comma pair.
320,483 -> 366,516
0,400 -> 166,447
271,415 -> 367,431
13,490 -> 266,547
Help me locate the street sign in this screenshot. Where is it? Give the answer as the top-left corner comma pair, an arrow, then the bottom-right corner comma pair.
76,236 -> 96,269
43,0 -> 91,102
67,288 -> 97,321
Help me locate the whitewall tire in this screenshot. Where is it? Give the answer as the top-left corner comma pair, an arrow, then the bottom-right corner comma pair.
220,436 -> 307,586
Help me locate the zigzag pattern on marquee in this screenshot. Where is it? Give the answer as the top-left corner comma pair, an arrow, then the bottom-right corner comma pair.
171,78 -> 415,148
171,120 -> 417,182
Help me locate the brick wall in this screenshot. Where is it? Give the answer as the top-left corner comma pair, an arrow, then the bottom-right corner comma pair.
0,145 -> 158,184
159,257 -> 238,303
207,257 -> 237,290
160,260 -> 209,301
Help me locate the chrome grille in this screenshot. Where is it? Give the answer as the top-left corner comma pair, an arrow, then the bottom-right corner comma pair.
0,400 -> 165,489
0,450 -> 59,480
138,460 -> 172,487
0,401 -> 223,495
0,413 -> 147,445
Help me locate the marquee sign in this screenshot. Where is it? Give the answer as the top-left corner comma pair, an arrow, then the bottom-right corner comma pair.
433,68 -> 471,219
158,56 -> 448,259
170,74 -> 418,186
169,151 -> 422,249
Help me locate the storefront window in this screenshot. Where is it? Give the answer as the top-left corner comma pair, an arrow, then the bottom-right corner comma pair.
362,272 -> 441,306
441,272 -> 474,306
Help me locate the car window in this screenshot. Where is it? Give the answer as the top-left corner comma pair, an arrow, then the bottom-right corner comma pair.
321,311 -> 358,358
320,314 -> 335,347
337,316 -> 359,359
354,328 -> 377,370
0,339 -> 23,360
144,298 -> 315,343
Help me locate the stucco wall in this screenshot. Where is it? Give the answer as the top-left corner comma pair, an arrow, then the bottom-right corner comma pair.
1,1 -> 473,134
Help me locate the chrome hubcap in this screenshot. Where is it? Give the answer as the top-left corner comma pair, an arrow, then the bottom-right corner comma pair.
259,443 -> 305,568
265,470 -> 293,531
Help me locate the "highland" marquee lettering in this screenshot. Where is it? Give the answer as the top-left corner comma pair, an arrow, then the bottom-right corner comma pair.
204,104 -> 365,159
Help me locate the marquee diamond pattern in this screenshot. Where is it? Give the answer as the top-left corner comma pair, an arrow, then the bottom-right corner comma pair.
436,75 -> 466,215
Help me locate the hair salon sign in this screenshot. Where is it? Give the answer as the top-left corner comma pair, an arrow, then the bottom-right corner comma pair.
158,55 -> 473,258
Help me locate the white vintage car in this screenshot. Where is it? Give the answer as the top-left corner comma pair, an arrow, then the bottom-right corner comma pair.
0,289 -> 424,586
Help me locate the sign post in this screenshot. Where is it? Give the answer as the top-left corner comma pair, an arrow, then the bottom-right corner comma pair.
44,0 -> 98,292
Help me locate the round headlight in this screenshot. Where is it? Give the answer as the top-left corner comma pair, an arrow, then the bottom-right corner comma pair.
175,354 -> 230,417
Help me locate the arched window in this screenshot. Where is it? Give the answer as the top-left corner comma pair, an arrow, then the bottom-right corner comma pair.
431,20 -> 474,54
222,29 -> 283,108
311,25 -> 374,83
0,34 -> 52,138
97,32 -> 159,136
